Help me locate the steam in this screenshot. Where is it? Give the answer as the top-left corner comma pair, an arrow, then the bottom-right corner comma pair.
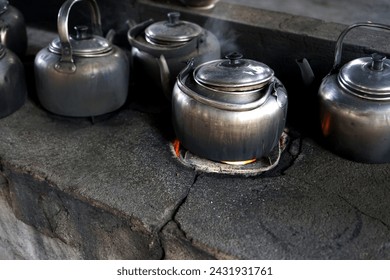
67,0 -> 139,40
203,16 -> 239,57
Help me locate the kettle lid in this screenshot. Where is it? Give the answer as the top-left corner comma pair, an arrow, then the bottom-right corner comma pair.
194,52 -> 274,92
338,53 -> 390,99
49,25 -> 112,56
144,12 -> 202,46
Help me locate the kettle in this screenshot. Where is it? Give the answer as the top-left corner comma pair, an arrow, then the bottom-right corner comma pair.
318,22 -> 390,163
127,12 -> 220,100
172,53 -> 288,162
34,0 -> 129,117
0,43 -> 27,118
0,0 -> 27,56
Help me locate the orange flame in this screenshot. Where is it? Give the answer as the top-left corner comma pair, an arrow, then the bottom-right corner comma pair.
172,139 -> 181,157
321,112 -> 331,136
222,158 -> 257,166
172,139 -> 256,165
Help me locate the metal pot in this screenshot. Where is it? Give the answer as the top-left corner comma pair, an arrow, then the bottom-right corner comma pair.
0,0 -> 27,56
34,0 -> 129,117
0,43 -> 27,118
172,53 -> 288,162
318,22 -> 390,163
127,12 -> 220,99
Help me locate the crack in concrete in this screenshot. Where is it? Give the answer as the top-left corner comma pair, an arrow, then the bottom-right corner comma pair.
171,172 -> 200,238
157,171 -> 200,259
158,171 -> 199,234
156,136 -> 305,258
337,194 -> 390,232
157,172 -> 237,259
38,194 -> 56,236
0,171 -> 13,216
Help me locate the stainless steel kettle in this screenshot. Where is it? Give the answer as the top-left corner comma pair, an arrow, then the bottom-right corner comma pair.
318,22 -> 390,163
172,53 -> 288,162
0,0 -> 27,56
34,0 -> 129,117
0,43 -> 27,118
127,12 -> 221,100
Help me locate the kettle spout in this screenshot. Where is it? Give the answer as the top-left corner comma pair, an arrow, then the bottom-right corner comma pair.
296,58 -> 315,87
105,29 -> 116,43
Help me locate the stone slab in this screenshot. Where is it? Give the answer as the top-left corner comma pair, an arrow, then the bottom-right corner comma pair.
175,139 -> 390,259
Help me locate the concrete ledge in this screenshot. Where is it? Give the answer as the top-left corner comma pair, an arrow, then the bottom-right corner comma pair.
1,3 -> 390,259
2,98 -> 389,259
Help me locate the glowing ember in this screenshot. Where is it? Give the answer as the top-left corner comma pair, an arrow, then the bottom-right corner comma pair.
172,139 -> 181,157
321,112 -> 331,136
172,139 -> 257,165
222,158 -> 257,166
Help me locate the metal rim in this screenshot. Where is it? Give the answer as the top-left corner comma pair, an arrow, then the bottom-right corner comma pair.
338,55 -> 390,100
177,75 -> 273,111
49,34 -> 112,57
144,12 -> 202,45
193,53 -> 274,92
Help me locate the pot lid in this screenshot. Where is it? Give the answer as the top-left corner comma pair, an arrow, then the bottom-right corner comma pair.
144,12 -> 203,45
49,26 -> 112,56
0,0 -> 8,14
338,53 -> 390,99
194,52 -> 274,92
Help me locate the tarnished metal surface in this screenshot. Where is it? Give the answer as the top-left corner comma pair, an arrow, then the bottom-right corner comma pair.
172,60 -> 288,162
0,3 -> 27,56
0,47 -> 27,119
34,0 -> 129,117
318,23 -> 390,163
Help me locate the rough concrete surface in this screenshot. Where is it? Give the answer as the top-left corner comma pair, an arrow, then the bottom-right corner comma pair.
0,99 -> 195,259
222,0 -> 390,25
1,1 -> 390,260
175,139 -> 390,259
1,97 -> 389,259
0,173 -> 81,259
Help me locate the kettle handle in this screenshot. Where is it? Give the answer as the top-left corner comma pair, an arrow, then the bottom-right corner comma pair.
56,0 -> 103,71
0,25 -> 8,45
333,22 -> 390,70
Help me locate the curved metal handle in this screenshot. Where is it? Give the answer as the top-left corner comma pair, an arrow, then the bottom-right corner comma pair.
333,22 -> 390,70
157,54 -> 172,100
0,24 -> 8,46
57,0 -> 102,67
177,61 -> 274,112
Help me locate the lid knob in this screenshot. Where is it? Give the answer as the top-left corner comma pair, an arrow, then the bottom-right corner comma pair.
371,53 -> 386,71
74,25 -> 92,40
223,52 -> 245,67
167,12 -> 180,26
